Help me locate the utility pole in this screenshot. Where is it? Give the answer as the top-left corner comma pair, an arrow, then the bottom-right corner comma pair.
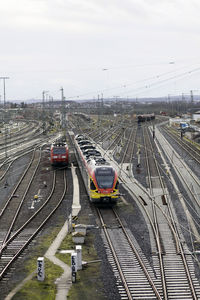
190,90 -> 194,103
101,93 -> 104,121
50,96 -> 54,118
168,94 -> 173,115
42,90 -> 48,134
0,77 -> 9,107
42,90 -> 49,112
42,91 -> 45,114
97,94 -> 100,127
182,93 -> 187,114
3,110 -> 8,158
60,87 -> 66,136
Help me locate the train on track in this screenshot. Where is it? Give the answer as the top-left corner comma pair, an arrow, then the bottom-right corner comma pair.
50,140 -> 69,166
137,113 -> 155,123
74,134 -> 119,204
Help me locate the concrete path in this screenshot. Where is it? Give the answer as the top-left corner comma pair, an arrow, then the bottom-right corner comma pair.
52,164 -> 81,300
45,219 -> 72,300
5,163 -> 81,300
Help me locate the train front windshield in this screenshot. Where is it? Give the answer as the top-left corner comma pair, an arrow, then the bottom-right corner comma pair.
95,167 -> 115,189
53,148 -> 66,154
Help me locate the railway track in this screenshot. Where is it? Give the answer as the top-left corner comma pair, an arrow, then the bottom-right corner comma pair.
0,148 -> 42,243
118,126 -> 137,165
143,126 -> 200,299
71,115 -> 200,299
96,121 -> 200,299
0,169 -> 67,284
0,120 -> 45,163
154,125 -> 200,213
161,125 -> 200,174
0,148 -> 35,182
97,207 -> 162,300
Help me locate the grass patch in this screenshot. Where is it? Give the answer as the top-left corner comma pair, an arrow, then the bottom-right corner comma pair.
56,227 -> 106,300
65,233 -> 105,300
12,225 -> 64,300
117,199 -> 134,213
56,233 -> 75,265
13,259 -> 63,300
12,211 -> 107,299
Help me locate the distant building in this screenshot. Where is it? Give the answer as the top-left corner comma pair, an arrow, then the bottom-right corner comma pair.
192,111 -> 200,122
169,118 -> 190,127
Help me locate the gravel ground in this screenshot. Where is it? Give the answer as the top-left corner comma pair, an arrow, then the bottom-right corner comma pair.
0,153 -> 32,207
1,144 -> 121,300
2,126 -> 200,299
0,148 -> 73,298
75,161 -> 121,300
75,161 -> 154,299
160,126 -> 200,178
116,185 -> 153,266
155,126 -> 200,280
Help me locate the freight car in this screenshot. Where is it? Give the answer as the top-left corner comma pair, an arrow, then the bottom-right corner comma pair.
50,140 -> 69,166
137,113 -> 155,123
74,134 -> 119,204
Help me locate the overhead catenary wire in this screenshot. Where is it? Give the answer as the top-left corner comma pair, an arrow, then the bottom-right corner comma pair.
66,64 -> 200,100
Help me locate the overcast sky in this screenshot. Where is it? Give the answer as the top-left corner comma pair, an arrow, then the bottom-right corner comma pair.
1,0 -> 200,101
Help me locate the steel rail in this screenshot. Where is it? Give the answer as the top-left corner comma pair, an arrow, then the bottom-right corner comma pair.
0,170 -> 67,280
97,207 -> 162,300
0,148 -> 42,255
156,128 -> 200,210
96,207 -> 138,300
120,126 -> 136,165
0,148 -> 35,181
4,170 -> 56,247
0,149 -> 39,218
144,125 -> 168,300
162,126 -> 200,162
147,126 -> 199,300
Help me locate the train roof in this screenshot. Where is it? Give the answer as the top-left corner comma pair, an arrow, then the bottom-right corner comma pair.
75,134 -> 118,175
51,141 -> 67,147
87,157 -> 110,167
75,134 -> 87,141
78,140 -> 91,145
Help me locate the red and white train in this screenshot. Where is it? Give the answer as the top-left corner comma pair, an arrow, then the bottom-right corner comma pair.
74,134 -> 119,204
50,140 -> 69,166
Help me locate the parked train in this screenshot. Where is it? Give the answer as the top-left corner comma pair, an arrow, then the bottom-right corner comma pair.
50,140 -> 69,166
137,113 -> 155,123
74,134 -> 119,204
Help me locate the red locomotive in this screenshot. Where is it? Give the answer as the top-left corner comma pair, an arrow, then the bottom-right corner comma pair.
50,140 -> 69,166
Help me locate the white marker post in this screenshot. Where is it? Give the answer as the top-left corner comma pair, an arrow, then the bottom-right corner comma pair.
71,252 -> 77,283
68,213 -> 72,233
76,245 -> 82,270
37,257 -> 45,281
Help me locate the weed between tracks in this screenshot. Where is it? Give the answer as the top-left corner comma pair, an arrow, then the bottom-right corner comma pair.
11,218 -> 105,300
11,225 -> 63,300
56,220 -> 105,299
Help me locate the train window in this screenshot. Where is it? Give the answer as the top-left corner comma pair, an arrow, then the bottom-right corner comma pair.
95,168 -> 115,189
53,148 -> 66,154
90,179 -> 96,190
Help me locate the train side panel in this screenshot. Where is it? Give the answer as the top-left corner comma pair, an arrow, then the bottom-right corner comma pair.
50,142 -> 69,166
74,135 -> 119,204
